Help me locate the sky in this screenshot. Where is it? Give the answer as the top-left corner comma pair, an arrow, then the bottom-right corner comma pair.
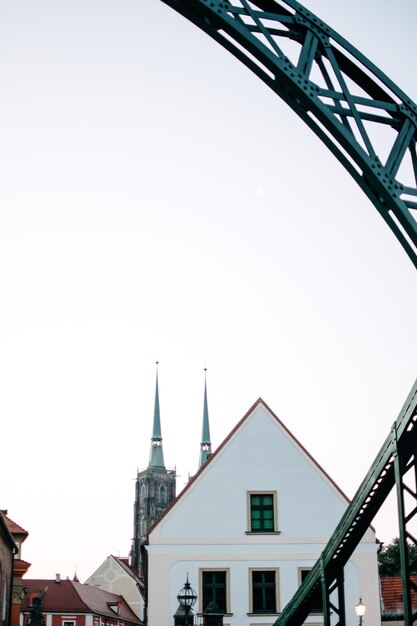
0,0 -> 416,583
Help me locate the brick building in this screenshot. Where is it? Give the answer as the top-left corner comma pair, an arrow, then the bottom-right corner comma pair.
2,513 -> 30,626
0,511 -> 17,626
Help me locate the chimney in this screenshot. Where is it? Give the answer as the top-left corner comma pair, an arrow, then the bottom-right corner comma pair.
55,574 -> 61,584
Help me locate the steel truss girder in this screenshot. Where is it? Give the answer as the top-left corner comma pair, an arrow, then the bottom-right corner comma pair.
274,379 -> 417,626
161,0 -> 417,268
159,2 -> 417,622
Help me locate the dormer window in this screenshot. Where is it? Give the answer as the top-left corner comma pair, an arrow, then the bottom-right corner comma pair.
107,602 -> 119,614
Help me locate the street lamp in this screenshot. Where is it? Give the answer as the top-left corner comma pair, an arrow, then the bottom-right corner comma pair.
177,575 -> 197,626
355,598 -> 366,626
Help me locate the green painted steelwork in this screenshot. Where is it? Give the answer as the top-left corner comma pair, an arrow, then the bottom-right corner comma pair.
274,379 -> 417,626
159,2 -> 417,623
161,0 -> 417,268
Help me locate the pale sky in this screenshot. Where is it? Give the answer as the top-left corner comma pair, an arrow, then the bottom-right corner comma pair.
0,0 -> 416,583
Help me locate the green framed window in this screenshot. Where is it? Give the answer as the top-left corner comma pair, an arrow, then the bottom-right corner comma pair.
201,570 -> 227,613
250,493 -> 275,532
251,570 -> 278,614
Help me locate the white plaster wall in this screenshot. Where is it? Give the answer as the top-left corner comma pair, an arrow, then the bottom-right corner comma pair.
153,405 -> 352,542
147,546 -> 380,626
85,557 -> 144,621
147,402 -> 380,626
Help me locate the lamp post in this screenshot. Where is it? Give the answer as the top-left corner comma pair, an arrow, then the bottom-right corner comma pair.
355,598 -> 366,626
177,575 -> 197,626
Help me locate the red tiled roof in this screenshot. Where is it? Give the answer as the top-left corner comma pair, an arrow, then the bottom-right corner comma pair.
21,580 -> 87,613
149,397 -> 351,534
21,580 -> 141,624
381,576 -> 417,613
0,513 -> 18,551
75,581 -> 139,621
2,513 -> 28,537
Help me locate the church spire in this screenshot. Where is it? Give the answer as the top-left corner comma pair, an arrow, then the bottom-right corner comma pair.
149,362 -> 165,468
130,362 -> 176,576
199,368 -> 212,467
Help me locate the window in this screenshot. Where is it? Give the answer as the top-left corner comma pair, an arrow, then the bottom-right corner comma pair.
299,569 -> 323,613
248,492 -> 278,533
107,602 -> 119,614
63,621 -> 75,626
250,569 -> 279,614
200,569 -> 229,614
159,484 -> 166,505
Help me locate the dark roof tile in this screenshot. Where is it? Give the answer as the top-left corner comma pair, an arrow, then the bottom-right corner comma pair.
2,513 -> 28,537
21,580 -> 141,624
381,576 -> 417,613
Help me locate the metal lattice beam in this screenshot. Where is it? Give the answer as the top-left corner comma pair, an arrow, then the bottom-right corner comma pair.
275,379 -> 417,626
158,3 -> 417,624
161,0 -> 417,268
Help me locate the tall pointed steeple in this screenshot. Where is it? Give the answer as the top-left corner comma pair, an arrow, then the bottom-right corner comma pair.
199,368 -> 212,467
130,361 -> 176,576
149,361 -> 165,468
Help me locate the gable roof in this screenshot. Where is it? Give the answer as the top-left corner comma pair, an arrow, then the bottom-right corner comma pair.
112,557 -> 144,590
2,512 -> 28,538
0,512 -> 18,552
86,555 -> 144,590
21,579 -> 141,624
74,582 -> 139,620
148,397 -> 350,534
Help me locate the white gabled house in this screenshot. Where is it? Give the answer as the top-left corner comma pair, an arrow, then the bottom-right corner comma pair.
85,555 -> 145,622
146,398 -> 381,626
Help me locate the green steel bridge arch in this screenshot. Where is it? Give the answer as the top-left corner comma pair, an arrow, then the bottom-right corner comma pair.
159,2 -> 417,625
162,0 -> 417,269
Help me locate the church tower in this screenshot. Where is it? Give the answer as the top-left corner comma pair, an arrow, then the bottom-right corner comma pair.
199,368 -> 212,467
130,363 -> 176,576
